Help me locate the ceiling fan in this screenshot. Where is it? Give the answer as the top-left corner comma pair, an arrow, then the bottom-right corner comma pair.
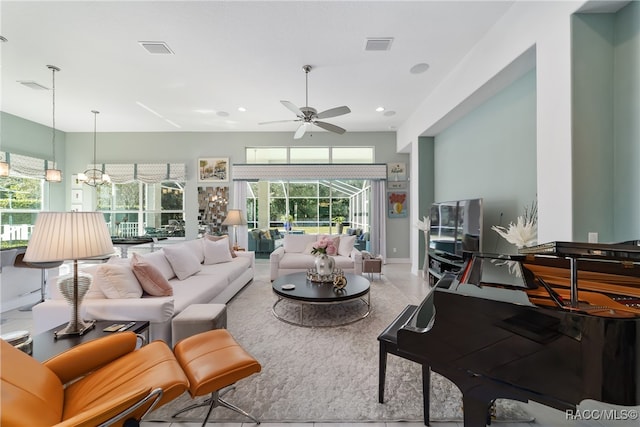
259,65 -> 351,139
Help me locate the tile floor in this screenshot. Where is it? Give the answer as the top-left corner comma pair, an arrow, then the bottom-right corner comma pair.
1,260 -> 638,427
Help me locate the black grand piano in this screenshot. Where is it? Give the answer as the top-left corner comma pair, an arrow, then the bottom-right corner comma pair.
380,242 -> 640,426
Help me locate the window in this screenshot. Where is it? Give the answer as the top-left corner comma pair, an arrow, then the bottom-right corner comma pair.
246,179 -> 370,235
0,176 -> 43,249
96,181 -> 185,238
246,146 -> 375,164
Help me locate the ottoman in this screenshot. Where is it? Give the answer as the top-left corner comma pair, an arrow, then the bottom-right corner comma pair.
172,303 -> 227,348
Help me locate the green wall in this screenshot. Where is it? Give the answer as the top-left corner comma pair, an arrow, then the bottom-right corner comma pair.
0,112 -> 67,211
417,136 -> 434,268
433,69 -> 537,254
572,2 -> 640,243
0,114 -> 411,258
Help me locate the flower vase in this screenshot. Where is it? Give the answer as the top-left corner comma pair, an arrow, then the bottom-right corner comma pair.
314,253 -> 335,276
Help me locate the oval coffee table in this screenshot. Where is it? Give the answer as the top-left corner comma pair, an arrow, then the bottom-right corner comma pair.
272,272 -> 371,327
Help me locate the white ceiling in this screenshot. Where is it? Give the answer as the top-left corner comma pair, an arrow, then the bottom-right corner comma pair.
1,1 -> 516,134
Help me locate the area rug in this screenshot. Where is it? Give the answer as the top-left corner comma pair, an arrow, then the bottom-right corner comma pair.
146,271 -> 532,423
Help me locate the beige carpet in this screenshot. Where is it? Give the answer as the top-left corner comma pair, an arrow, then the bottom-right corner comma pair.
146,272 -> 531,423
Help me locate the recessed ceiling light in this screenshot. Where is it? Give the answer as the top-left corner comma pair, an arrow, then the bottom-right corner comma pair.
0,36 -> 7,43
17,80 -> 49,90
238,107 -> 247,112
217,111 -> 229,117
383,110 -> 396,117
138,41 -> 174,55
375,106 -> 385,112
410,63 -> 430,74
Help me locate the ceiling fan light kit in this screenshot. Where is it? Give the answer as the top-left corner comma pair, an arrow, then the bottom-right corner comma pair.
260,64 -> 351,139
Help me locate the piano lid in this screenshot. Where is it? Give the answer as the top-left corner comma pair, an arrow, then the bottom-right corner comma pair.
519,241 -> 640,262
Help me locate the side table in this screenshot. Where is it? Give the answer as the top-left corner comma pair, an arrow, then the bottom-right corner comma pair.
31,320 -> 150,362
363,257 -> 383,280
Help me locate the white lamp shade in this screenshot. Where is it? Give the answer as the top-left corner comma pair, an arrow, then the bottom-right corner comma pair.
24,212 -> 115,262
222,209 -> 247,226
0,161 -> 9,176
45,168 -> 62,182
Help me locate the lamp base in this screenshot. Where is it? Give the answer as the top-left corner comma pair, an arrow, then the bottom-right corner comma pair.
54,319 -> 96,339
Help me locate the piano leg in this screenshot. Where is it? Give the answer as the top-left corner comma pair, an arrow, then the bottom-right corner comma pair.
378,341 -> 388,403
461,395 -> 492,427
422,365 -> 430,426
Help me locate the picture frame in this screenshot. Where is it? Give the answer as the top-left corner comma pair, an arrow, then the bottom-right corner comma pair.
198,158 -> 229,182
387,191 -> 408,218
387,181 -> 407,190
387,162 -> 407,182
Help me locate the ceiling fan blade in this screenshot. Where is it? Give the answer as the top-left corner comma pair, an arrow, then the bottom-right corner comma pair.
314,121 -> 346,135
294,122 -> 310,139
258,119 -> 300,125
281,100 -> 303,116
316,106 -> 351,120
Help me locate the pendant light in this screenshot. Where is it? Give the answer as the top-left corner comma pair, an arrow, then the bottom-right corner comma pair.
78,110 -> 110,186
45,65 -> 62,182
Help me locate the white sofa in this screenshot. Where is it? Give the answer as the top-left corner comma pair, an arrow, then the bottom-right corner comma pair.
270,234 -> 362,281
32,238 -> 254,344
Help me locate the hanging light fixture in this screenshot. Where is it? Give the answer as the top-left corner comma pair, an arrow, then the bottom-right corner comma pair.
78,110 -> 110,186
45,65 -> 62,182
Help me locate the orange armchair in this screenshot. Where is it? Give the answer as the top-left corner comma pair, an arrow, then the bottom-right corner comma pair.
1,332 -> 189,427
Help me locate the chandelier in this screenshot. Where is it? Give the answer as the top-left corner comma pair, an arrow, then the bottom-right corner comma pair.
45,65 -> 62,182
78,110 -> 110,186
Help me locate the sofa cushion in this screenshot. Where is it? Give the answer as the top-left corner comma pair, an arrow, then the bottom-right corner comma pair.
163,245 -> 202,280
279,252 -> 317,269
203,234 -> 237,258
338,234 -> 357,257
131,253 -> 173,297
283,234 -> 316,253
95,264 -> 143,299
141,250 -> 176,280
197,256 -> 251,285
203,238 -> 233,265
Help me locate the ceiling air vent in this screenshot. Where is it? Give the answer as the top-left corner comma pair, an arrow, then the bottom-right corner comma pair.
138,41 -> 174,55
365,38 -> 394,51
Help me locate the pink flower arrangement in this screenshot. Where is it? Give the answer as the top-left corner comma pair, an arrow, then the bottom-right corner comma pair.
311,236 -> 337,256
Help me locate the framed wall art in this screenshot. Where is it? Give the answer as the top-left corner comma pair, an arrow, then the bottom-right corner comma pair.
387,162 -> 407,182
387,191 -> 408,218
198,157 -> 229,182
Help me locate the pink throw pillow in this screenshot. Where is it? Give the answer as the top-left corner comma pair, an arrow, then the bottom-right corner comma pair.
131,253 -> 173,296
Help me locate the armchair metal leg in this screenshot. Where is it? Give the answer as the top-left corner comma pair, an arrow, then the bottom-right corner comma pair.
172,386 -> 260,426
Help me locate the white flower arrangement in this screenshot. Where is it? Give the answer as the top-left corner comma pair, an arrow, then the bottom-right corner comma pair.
492,200 -> 538,249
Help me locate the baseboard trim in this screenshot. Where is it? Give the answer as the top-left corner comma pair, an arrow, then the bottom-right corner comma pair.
385,258 -> 410,264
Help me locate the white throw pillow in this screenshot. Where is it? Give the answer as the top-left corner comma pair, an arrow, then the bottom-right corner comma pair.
338,234 -> 357,257
95,264 -> 143,299
203,238 -> 233,265
283,234 -> 316,253
183,239 -> 205,263
163,244 -> 202,280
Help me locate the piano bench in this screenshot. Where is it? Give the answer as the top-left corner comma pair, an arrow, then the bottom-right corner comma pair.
377,304 -> 430,426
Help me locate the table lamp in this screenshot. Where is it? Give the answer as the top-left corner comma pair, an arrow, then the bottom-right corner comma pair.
222,209 -> 246,251
24,212 -> 114,338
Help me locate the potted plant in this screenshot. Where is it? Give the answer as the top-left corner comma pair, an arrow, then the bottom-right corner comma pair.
281,214 -> 294,232
332,215 -> 345,234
